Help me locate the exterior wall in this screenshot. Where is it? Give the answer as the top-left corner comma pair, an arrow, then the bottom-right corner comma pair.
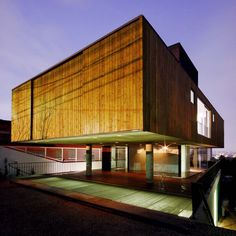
129,144 -> 179,174
11,15 -> 223,148
12,81 -> 32,141
12,17 -> 143,142
154,148 -> 179,174
0,146 -> 101,176
207,171 -> 220,226
142,18 -> 224,147
0,120 -> 11,143
129,144 -> 146,172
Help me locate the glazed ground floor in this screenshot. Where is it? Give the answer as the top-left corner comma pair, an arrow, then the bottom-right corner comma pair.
12,143 -> 212,180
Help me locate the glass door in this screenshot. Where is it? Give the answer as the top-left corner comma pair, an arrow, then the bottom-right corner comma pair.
115,146 -> 127,170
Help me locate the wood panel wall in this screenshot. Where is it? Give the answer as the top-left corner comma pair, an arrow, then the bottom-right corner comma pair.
12,81 -> 32,141
12,15 -> 223,147
143,18 -> 224,147
12,17 -> 143,141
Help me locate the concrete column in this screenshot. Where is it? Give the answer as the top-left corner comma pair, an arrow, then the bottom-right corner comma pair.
125,146 -> 129,172
181,145 -> 190,176
145,144 -> 153,184
193,148 -> 198,168
85,145 -> 92,176
61,148 -> 64,162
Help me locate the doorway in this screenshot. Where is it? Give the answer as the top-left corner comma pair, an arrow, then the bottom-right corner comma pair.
113,146 -> 128,171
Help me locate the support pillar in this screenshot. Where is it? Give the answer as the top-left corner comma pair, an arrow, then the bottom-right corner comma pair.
85,145 -> 92,176
180,145 -> 190,177
102,146 -> 111,171
145,144 -> 153,184
193,148 -> 198,168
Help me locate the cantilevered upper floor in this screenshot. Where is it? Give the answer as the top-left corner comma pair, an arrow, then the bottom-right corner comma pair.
11,15 -> 224,147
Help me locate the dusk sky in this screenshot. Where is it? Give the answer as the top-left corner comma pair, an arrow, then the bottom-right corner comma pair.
1,0 -> 236,152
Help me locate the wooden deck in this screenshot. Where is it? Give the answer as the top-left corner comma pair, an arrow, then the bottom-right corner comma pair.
62,170 -> 202,197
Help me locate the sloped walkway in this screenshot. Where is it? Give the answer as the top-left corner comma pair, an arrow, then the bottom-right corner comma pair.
15,175 -> 192,218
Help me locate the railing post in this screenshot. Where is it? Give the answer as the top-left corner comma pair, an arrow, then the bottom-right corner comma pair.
75,148 -> 78,161
61,148 -> 64,162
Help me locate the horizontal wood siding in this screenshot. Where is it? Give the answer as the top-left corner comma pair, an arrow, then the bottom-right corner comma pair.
12,18 -> 143,141
12,81 -> 32,141
143,18 -> 224,147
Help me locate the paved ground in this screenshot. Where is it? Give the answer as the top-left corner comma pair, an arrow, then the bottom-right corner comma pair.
32,176 -> 192,217
1,177 -> 235,235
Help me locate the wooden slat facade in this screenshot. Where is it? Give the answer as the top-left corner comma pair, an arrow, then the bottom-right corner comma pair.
12,17 -> 143,141
12,15 -> 224,147
12,81 -> 32,141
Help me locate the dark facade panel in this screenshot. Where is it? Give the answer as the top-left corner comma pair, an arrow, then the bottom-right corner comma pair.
168,43 -> 198,86
0,119 -> 11,143
142,16 -> 223,147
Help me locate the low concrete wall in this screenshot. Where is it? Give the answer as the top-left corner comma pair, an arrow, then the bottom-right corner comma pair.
207,171 -> 220,226
0,146 -> 101,176
193,170 -> 221,226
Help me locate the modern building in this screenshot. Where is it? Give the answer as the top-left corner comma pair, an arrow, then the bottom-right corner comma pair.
11,15 -> 224,182
0,119 -> 11,143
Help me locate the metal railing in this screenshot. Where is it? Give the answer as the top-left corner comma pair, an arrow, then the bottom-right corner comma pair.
191,159 -> 223,225
7,146 -> 101,162
8,161 -> 83,176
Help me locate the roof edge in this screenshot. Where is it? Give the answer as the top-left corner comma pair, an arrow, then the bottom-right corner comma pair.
13,15 -> 145,91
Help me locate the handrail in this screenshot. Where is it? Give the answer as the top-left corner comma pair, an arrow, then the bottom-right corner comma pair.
8,161 -> 62,176
6,146 -> 101,163
8,162 -> 31,176
7,160 -> 98,177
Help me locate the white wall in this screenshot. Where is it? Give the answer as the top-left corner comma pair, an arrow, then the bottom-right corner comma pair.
207,171 -> 220,226
0,146 -> 101,176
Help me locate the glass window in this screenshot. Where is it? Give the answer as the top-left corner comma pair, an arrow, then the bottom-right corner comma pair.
212,114 -> 215,122
190,90 -> 195,104
197,98 -> 211,138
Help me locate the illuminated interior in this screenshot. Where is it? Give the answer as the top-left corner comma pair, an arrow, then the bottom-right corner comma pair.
197,98 -> 211,138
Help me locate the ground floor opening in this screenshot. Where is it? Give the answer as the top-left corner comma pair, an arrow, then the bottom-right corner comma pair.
8,143 -> 212,180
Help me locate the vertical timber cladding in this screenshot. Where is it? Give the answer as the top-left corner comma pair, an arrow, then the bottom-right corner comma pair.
12,81 -> 32,141
142,18 -> 224,147
32,17 -> 143,140
143,18 -> 194,141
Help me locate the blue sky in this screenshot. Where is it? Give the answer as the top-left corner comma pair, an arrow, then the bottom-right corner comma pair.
1,0 -> 236,151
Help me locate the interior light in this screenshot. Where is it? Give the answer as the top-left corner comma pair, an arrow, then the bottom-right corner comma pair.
161,145 -> 168,152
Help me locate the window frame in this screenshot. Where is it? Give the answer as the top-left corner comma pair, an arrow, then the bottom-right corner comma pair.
190,89 -> 195,104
